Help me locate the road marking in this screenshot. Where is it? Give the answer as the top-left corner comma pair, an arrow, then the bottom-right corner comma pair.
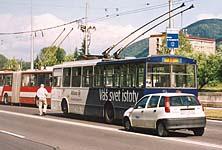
0,130 -> 25,139
207,119 -> 222,124
0,110 -> 222,149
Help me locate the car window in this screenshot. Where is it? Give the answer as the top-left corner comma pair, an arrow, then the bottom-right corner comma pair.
170,96 -> 200,106
147,96 -> 160,108
135,96 -> 149,109
170,96 -> 183,106
159,96 -> 165,107
181,96 -> 200,106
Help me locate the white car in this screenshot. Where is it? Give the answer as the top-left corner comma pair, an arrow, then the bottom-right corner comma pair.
123,93 -> 206,137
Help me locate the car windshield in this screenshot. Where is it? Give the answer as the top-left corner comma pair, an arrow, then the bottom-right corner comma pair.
169,96 -> 200,106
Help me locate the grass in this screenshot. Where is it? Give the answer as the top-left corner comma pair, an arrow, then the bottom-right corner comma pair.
205,108 -> 222,120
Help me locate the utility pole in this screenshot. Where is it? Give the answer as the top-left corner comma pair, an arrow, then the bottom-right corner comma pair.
84,2 -> 88,55
30,0 -> 34,70
168,0 -> 173,28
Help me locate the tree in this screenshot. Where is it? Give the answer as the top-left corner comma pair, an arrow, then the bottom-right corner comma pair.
38,46 -> 66,66
159,32 -> 222,89
0,54 -> 8,70
184,52 -> 220,89
3,57 -> 20,71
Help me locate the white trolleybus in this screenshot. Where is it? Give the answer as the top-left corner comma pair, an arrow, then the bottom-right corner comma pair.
51,55 -> 197,123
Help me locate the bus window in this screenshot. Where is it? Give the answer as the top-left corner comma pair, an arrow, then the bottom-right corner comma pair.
104,65 -> 113,87
120,64 -> 128,87
113,65 -> 120,87
172,64 -> 196,88
71,67 -> 81,87
137,63 -> 145,88
94,66 -> 104,87
37,73 -> 51,86
22,74 -> 37,86
147,64 -> 170,87
82,66 -> 93,87
63,68 -> 71,87
0,75 -> 3,86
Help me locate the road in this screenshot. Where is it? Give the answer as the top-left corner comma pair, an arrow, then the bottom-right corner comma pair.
0,105 -> 222,150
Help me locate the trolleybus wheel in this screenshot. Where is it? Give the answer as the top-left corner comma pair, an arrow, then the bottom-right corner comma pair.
3,94 -> 9,105
35,96 -> 39,107
104,103 -> 114,124
61,100 -> 68,114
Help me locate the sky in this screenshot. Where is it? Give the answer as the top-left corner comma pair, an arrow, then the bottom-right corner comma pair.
0,0 -> 221,61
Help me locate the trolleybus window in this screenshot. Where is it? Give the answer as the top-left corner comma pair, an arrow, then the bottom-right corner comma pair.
4,74 -> 12,86
63,68 -> 71,87
104,65 -> 113,87
146,63 -> 196,88
22,74 -> 37,86
147,64 -> 170,87
82,66 -> 93,87
172,64 -> 195,88
0,74 -> 4,86
72,67 -> 81,87
94,66 -> 104,87
113,65 -> 120,87
39,73 -> 51,86
53,68 -> 62,87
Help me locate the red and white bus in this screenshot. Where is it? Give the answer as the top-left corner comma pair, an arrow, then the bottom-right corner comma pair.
0,69 -> 52,106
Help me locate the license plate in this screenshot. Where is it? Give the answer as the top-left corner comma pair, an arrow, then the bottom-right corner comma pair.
181,110 -> 195,115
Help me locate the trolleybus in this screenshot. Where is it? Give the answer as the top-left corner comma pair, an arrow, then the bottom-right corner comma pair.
51,55 -> 197,123
0,69 -> 52,106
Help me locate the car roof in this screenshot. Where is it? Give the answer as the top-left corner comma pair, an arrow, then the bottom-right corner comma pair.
146,93 -> 195,97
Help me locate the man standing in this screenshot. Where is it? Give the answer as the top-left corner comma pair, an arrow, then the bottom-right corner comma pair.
36,84 -> 48,116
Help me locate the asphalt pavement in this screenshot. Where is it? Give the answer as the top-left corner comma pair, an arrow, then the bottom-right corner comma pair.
0,105 -> 222,150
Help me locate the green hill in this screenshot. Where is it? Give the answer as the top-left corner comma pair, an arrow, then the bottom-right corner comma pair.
184,19 -> 222,40
120,38 -> 148,58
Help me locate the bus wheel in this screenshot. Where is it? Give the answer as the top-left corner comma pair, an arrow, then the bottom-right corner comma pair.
35,96 -> 39,108
3,94 -> 9,105
61,100 -> 68,114
104,103 -> 114,124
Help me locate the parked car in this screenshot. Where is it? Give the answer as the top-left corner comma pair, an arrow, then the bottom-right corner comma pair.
123,93 -> 206,137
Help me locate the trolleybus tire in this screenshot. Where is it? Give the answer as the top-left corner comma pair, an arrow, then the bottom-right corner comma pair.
61,100 -> 68,114
35,96 -> 39,107
104,103 -> 114,124
3,94 -> 9,105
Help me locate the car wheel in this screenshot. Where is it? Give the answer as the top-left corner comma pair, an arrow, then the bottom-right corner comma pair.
123,118 -> 132,131
192,128 -> 204,136
157,122 -> 169,137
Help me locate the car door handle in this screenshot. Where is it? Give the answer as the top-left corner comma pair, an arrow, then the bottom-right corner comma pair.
141,110 -> 144,113
153,110 -> 156,112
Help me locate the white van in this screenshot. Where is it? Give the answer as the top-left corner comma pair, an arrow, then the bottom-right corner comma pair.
123,93 -> 206,137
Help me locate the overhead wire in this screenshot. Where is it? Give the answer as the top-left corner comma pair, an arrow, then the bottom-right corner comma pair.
0,18 -> 84,35
0,0 -> 194,36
